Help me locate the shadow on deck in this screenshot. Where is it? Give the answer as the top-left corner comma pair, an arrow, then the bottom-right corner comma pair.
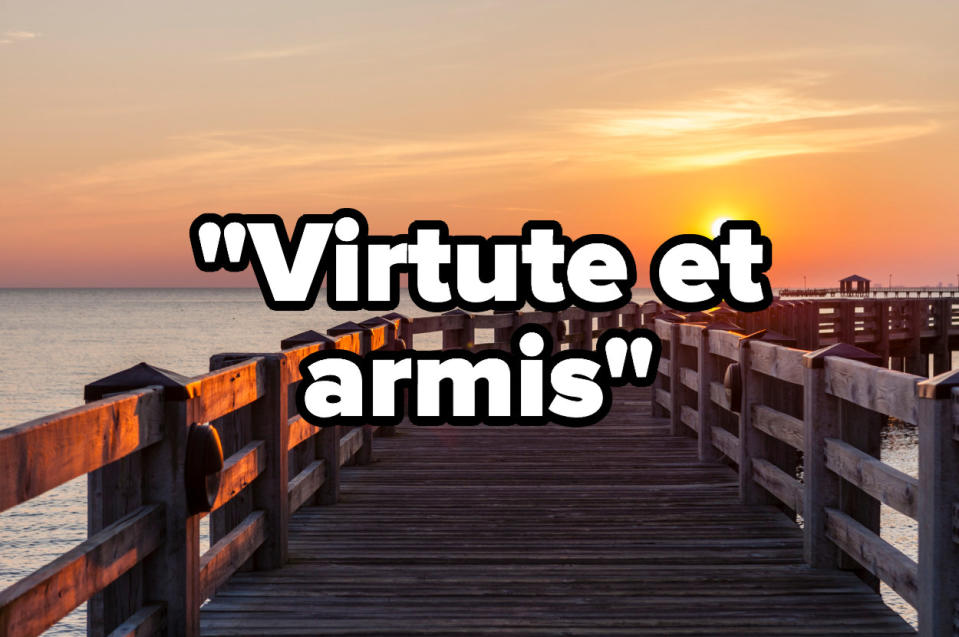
199,386 -> 913,635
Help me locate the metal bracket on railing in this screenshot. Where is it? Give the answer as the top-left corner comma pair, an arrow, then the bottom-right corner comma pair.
185,423 -> 224,515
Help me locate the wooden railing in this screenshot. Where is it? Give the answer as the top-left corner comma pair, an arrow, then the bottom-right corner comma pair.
0,304 -> 645,636
2,298 -> 956,635
648,304 -> 959,636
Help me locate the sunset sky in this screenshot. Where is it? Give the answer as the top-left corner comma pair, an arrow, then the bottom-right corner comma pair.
1,1 -> 957,288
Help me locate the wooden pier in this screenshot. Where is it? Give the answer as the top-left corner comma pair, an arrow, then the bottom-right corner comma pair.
2,298 -> 959,635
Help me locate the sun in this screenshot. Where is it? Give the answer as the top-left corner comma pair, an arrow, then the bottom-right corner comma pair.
710,216 -> 732,237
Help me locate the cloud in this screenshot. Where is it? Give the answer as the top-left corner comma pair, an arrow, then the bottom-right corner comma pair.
0,30 -> 38,45
221,42 -> 339,62
550,83 -> 940,172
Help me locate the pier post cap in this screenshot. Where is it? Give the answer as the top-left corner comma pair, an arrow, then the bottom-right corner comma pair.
682,311 -> 711,322
382,311 -> 411,323
917,368 -> 959,399
738,328 -> 796,346
84,361 -> 192,401
705,320 -> 744,333
442,308 -> 475,317
802,343 -> 882,369
280,329 -> 335,349
654,311 -> 684,323
328,321 -> 367,336
359,316 -> 394,329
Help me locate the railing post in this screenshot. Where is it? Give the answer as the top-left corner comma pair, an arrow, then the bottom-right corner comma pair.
802,348 -> 843,568
336,321 -> 379,464
250,353 -> 290,569
492,309 -> 519,351
917,370 -> 959,636
651,318 -> 667,419
442,309 -> 474,350
570,310 -> 594,352
669,322 -> 682,436
933,298 -> 951,375
697,327 -> 720,461
85,364 -> 202,636
737,337 -> 773,505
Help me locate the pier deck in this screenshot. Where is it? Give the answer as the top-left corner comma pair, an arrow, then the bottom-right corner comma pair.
199,386 -> 912,635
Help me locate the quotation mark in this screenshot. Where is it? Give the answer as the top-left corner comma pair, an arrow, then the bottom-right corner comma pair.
191,216 -> 249,271
599,329 -> 657,386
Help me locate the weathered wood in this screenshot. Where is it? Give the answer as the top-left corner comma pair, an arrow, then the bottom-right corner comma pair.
751,405 -> 803,451
339,427 -> 364,465
200,511 -> 267,601
738,340 -> 774,506
184,358 -> 266,424
802,350 -> 842,569
248,354 -> 289,570
917,372 -> 959,634
317,424 -> 340,505
823,437 -> 917,519
201,385 -> 911,635
105,603 -> 165,637
824,508 -> 918,608
287,414 -> 316,450
751,458 -> 802,515
0,388 -> 163,513
654,389 -> 670,410
657,358 -> 670,377
707,329 -> 741,362
680,406 -> 699,434
749,342 -> 804,385
709,381 -> 730,412
668,323 -> 682,436
288,460 -> 326,513
824,357 -> 920,424
679,367 -> 698,392
711,425 -> 739,461
209,441 -> 266,513
0,504 -> 163,637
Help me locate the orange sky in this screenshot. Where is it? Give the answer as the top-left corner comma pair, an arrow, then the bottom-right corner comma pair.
1,2 -> 957,288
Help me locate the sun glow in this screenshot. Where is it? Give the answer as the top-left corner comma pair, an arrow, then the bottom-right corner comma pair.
711,216 -> 732,237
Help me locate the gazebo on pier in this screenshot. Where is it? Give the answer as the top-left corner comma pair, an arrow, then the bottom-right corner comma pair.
839,274 -> 870,295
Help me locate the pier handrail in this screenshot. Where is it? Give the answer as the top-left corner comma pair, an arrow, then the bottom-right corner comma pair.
1,297 -> 957,635
0,304 -> 643,636
649,305 -> 959,636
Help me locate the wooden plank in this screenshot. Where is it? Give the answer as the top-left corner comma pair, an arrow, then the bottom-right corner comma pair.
823,358 -> 920,424
287,414 -> 317,450
411,315 -> 442,335
199,511 -> 267,602
823,438 -> 917,519
282,343 -> 326,383
339,427 -> 364,465
209,441 -> 266,514
654,319 -> 672,340
708,329 -> 741,362
0,388 -> 163,513
747,342 -> 804,386
288,460 -> 326,513
824,507 -> 918,608
472,314 -> 515,329
678,323 -> 702,347
751,405 -> 803,451
654,389 -> 670,410
680,406 -> 699,433
186,357 -> 266,423
711,426 -> 739,461
657,357 -> 670,377
752,458 -> 802,515
0,505 -> 164,637
679,367 -> 698,392
105,604 -> 165,637
709,381 -> 731,412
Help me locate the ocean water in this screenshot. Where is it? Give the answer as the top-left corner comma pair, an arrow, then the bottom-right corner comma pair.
0,288 -> 925,633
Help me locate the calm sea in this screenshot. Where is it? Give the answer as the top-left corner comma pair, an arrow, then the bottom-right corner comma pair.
0,288 -> 928,632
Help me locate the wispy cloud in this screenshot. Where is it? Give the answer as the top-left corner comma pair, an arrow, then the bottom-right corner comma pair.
551,83 -> 940,172
1,30 -> 38,45
221,42 -> 339,62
